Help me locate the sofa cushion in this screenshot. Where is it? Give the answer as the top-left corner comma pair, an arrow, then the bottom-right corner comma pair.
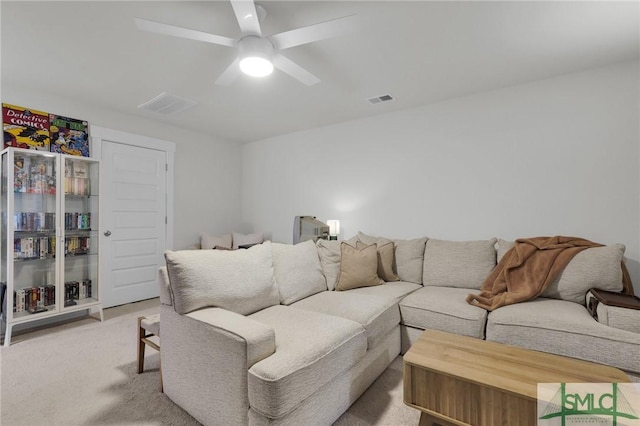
336,242 -> 384,291
272,241 -> 327,305
423,238 -> 497,289
497,240 -> 625,304
355,241 -> 399,282
292,291 -> 399,348
164,242 -> 279,315
393,237 -> 428,285
232,231 -> 264,249
486,298 -> 640,373
200,232 -> 232,250
399,286 -> 488,339
316,239 -> 341,290
345,281 -> 422,303
248,305 -> 367,419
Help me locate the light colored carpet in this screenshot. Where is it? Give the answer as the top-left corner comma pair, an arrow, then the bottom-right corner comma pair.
1,299 -> 419,426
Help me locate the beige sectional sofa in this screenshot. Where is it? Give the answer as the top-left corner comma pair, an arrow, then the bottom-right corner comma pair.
158,232 -> 640,426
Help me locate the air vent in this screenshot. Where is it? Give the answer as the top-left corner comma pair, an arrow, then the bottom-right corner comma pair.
367,94 -> 395,104
138,92 -> 197,115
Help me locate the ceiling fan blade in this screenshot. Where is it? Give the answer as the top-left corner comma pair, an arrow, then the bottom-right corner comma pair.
230,0 -> 262,36
269,14 -> 359,50
215,58 -> 241,86
135,18 -> 236,47
272,54 -> 320,86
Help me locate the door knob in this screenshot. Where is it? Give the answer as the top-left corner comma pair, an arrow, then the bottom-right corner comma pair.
104,230 -> 112,237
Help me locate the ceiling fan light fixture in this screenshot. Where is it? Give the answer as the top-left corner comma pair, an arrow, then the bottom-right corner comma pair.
240,56 -> 273,77
238,35 -> 274,78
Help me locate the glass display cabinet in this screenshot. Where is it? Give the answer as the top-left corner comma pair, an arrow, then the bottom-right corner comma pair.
1,147 -> 102,346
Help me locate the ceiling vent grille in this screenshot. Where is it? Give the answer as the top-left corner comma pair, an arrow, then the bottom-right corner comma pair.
138,92 -> 197,115
367,94 -> 395,104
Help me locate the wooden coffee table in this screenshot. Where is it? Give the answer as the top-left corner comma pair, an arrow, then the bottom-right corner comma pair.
403,330 -> 630,426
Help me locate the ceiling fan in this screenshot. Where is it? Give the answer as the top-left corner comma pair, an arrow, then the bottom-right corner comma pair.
135,0 -> 358,86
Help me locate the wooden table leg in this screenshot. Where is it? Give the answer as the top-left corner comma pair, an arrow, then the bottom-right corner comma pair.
137,317 -> 145,374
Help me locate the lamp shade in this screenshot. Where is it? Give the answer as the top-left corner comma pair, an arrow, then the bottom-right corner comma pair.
327,220 -> 340,236
238,36 -> 274,77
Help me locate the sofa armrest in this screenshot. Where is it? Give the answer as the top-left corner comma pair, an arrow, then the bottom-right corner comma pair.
186,306 -> 276,366
586,290 -> 640,334
160,305 -> 275,425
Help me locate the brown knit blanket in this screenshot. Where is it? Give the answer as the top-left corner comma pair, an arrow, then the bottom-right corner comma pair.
466,236 -> 603,311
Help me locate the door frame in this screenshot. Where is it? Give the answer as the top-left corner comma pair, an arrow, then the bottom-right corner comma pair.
91,126 -> 175,306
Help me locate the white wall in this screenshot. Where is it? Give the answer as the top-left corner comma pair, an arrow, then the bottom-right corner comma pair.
242,60 -> 640,292
2,83 -> 243,249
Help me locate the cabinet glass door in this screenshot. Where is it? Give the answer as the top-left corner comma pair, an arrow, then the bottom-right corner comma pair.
4,149 -> 59,318
62,156 -> 99,309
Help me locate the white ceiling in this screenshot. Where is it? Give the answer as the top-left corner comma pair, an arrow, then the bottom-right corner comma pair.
2,1 -> 639,143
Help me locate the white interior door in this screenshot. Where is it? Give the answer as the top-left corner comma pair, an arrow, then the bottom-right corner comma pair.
100,141 -> 168,308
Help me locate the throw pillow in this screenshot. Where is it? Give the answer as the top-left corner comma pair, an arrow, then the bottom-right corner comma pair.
336,242 -> 385,291
423,238 -> 497,289
272,240 -> 327,305
547,244 -> 625,304
357,231 -> 393,247
316,239 -> 343,291
358,231 -> 427,284
496,239 -> 514,262
164,242 -> 279,315
200,232 -> 232,250
356,241 -> 399,282
496,240 -> 625,304
232,231 -> 264,250
344,235 -> 360,246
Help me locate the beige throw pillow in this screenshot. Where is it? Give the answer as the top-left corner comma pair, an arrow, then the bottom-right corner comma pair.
336,242 -> 385,291
496,239 -> 514,262
357,231 -> 427,284
356,241 -> 399,282
357,232 -> 393,247
200,232 -> 232,250
232,232 -> 264,249
497,240 -> 625,304
316,239 -> 342,290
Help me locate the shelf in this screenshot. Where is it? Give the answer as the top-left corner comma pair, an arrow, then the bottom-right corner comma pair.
63,297 -> 98,309
64,193 -> 92,199
11,253 -> 96,262
14,190 -> 56,195
64,251 -> 91,257
14,255 -> 55,262
12,304 -> 57,320
64,229 -> 93,234
14,230 -> 56,236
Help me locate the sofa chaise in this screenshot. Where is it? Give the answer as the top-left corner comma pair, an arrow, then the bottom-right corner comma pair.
158,232 -> 639,425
